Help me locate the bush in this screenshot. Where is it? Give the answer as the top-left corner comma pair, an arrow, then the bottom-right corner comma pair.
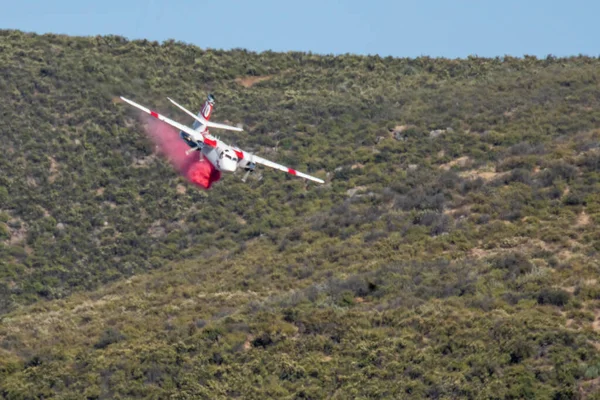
459,177 -> 484,195
491,253 -> 533,276
505,168 -> 532,185
508,142 -> 545,156
413,211 -> 453,236
537,288 -> 570,306
563,192 -> 586,206
508,339 -> 534,364
537,162 -> 578,187
94,328 -> 126,349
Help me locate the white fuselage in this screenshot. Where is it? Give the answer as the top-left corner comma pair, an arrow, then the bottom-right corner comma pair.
180,123 -> 241,173
201,143 -> 238,173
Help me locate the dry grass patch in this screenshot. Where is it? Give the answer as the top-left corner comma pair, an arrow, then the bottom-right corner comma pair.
439,156 -> 470,170
460,169 -> 507,181
593,310 -> 600,332
235,75 -> 273,88
48,156 -> 59,183
577,211 -> 590,227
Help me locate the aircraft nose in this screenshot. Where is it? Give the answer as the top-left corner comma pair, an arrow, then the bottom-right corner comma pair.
223,159 -> 237,172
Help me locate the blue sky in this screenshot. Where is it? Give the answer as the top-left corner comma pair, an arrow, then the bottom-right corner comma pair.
1,0 -> 598,58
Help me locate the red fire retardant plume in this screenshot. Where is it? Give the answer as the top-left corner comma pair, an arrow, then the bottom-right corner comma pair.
143,117 -> 221,189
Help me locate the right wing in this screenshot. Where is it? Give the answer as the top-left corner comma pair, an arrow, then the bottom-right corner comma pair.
167,97 -> 243,132
120,96 -> 217,147
239,150 -> 325,184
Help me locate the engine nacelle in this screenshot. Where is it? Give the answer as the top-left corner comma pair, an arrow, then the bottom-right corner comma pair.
180,131 -> 203,149
239,160 -> 256,183
239,160 -> 256,172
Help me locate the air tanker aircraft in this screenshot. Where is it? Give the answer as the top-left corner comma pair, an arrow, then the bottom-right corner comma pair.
120,95 -> 325,184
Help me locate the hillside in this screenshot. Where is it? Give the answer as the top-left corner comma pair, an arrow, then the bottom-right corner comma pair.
1,29 -> 600,398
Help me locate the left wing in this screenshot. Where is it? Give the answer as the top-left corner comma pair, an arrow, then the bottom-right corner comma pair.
240,150 -> 325,184
120,96 -> 217,147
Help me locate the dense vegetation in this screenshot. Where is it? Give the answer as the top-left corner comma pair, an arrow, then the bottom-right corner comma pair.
1,29 -> 600,398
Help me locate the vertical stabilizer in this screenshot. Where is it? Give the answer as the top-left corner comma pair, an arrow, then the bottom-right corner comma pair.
192,94 -> 215,130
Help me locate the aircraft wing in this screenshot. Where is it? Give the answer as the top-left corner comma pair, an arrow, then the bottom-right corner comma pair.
120,96 -> 217,147
242,151 -> 325,184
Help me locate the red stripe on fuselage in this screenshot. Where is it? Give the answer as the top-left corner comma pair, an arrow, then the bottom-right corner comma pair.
150,111 -> 159,118
288,168 -> 297,175
204,138 -> 217,147
233,150 -> 244,160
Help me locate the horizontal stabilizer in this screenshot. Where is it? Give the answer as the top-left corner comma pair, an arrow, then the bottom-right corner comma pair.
167,97 -> 243,132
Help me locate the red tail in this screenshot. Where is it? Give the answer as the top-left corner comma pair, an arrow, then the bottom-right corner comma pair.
192,94 -> 215,130
200,95 -> 214,121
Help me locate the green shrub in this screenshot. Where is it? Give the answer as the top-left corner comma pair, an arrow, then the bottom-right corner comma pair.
537,288 -> 570,306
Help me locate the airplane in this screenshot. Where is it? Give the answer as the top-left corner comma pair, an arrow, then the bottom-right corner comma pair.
119,94 -> 325,184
